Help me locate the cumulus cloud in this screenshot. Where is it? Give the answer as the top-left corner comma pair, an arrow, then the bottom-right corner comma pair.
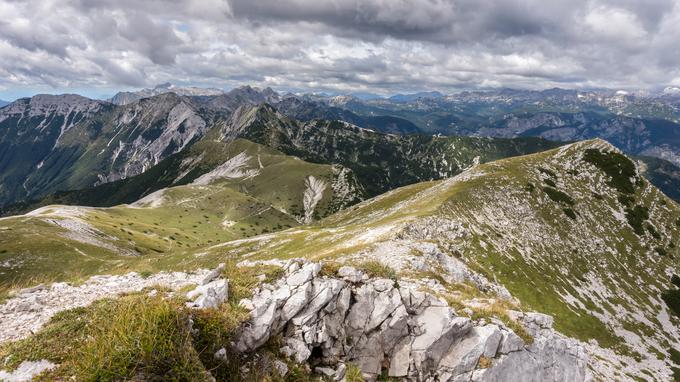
0,0 -> 679,99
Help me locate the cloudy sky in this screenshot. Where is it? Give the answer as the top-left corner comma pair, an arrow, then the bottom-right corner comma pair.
1,0 -> 679,100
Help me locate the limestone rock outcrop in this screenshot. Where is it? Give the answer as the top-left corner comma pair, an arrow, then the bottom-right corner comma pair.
234,260 -> 590,381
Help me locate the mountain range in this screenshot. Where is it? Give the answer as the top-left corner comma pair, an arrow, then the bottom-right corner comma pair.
109,83 -> 225,105
1,85 -> 679,209
0,84 -> 679,381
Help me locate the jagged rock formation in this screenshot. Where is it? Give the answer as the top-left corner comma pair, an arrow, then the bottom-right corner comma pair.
303,175 -> 327,223
234,260 -> 589,381
109,83 -> 225,105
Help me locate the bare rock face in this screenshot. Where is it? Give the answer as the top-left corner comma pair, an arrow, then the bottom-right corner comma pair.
186,279 -> 229,309
234,260 -> 590,381
0,360 -> 56,382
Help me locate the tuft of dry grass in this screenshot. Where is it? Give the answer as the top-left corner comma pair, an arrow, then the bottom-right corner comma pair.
344,363 -> 365,382
478,356 -> 492,369
318,261 -> 342,277
354,260 -> 397,281
0,294 -> 212,381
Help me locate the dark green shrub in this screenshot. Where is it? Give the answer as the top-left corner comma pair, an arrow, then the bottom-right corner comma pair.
646,223 -> 661,240
582,149 -> 638,194
656,247 -> 668,257
563,208 -> 577,220
672,274 -> 680,289
625,205 -> 649,235
662,289 -> 680,318
538,167 -> 557,178
673,367 -> 680,382
524,183 -> 535,193
542,186 -> 575,206
617,194 -> 634,207
544,178 -> 556,188
669,348 -> 680,365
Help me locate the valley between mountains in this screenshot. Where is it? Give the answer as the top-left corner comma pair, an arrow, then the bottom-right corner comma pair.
0,88 -> 678,382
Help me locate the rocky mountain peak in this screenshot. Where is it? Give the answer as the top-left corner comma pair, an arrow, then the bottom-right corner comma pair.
110,83 -> 224,105
0,94 -> 105,118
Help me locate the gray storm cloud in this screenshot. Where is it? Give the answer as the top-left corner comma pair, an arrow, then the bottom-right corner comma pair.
0,0 -> 679,98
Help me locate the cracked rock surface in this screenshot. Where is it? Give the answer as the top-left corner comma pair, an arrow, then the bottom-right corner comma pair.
234,260 -> 590,381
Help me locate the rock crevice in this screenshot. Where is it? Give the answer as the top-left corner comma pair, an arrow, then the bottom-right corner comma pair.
234,260 -> 590,381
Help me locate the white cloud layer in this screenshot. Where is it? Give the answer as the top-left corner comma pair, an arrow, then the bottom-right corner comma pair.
0,0 -> 679,99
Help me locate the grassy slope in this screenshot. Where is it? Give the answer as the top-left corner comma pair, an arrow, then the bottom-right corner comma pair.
1,138 -> 678,378
0,139 -> 355,292
195,139 -> 680,373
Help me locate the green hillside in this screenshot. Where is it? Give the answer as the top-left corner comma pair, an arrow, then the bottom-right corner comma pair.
0,139 -> 678,380
0,139 -> 362,291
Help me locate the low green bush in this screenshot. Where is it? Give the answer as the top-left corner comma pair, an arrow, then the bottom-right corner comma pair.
662,289 -> 680,318
625,205 -> 649,236
582,149 -> 638,194
538,167 -> 557,178
646,223 -> 661,240
672,275 -> 680,289
542,186 -> 575,206
617,194 -> 635,207
543,178 -> 556,188
670,348 -> 680,365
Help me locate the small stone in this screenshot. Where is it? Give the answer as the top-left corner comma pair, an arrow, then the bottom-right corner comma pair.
337,266 -> 365,283
214,347 -> 228,361
315,366 -> 336,377
50,282 -> 70,291
334,363 -> 346,381
18,284 -> 46,295
280,338 -> 311,363
239,298 -> 255,311
201,263 -> 225,285
273,360 -> 289,377
187,279 -> 229,309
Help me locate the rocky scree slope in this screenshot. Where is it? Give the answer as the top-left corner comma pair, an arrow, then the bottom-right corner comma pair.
204,139 -> 680,381
0,93 -> 217,206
